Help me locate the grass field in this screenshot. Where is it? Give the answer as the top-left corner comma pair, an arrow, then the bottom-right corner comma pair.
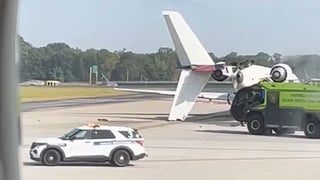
20,86 -> 131,102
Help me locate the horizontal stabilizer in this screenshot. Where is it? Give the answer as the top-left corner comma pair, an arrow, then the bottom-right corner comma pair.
114,88 -> 175,96
168,69 -> 211,121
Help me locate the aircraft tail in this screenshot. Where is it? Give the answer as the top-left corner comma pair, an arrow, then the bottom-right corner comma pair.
163,11 -> 213,121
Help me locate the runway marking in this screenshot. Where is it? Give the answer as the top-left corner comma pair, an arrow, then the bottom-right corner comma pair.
145,146 -> 320,153
142,156 -> 320,163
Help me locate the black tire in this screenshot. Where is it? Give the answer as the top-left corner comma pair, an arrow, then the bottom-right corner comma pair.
247,113 -> 264,135
304,118 -> 320,138
41,149 -> 61,166
111,150 -> 130,167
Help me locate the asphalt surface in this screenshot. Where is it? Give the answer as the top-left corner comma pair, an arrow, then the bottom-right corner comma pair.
22,94 -> 168,112
21,92 -> 320,180
22,84 -> 234,112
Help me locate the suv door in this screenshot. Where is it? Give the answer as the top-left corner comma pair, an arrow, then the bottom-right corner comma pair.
65,129 -> 95,158
90,130 -> 116,157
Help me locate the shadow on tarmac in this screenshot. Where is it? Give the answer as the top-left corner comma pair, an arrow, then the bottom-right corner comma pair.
67,110 -> 238,127
23,161 -> 134,167
196,129 -> 314,140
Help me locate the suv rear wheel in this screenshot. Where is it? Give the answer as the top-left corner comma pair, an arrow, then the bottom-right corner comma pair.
111,150 -> 130,167
41,149 -> 61,166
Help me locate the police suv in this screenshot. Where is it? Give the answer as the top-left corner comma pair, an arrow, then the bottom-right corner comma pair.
29,124 -> 146,166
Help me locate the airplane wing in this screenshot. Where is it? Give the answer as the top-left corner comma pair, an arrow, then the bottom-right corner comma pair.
114,87 -> 228,101
114,88 -> 176,95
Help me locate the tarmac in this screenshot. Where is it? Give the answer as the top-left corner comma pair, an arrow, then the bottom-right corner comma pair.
21,94 -> 320,180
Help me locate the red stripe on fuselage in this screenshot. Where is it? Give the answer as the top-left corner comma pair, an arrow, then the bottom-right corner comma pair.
192,65 -> 216,72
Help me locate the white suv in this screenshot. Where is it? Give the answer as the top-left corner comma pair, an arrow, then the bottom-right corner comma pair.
29,124 -> 146,166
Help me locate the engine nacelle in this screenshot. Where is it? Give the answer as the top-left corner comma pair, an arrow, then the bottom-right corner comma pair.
211,61 -> 231,81
270,63 -> 293,82
211,69 -> 228,81
235,71 -> 244,83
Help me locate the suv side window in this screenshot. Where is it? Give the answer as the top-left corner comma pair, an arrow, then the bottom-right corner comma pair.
92,130 -> 115,139
72,130 -> 92,140
119,130 -> 141,139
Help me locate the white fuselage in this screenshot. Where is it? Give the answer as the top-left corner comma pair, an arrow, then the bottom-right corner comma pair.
232,65 -> 271,91
231,64 -> 300,92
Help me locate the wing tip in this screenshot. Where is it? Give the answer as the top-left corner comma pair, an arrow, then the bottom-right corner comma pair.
162,10 -> 180,16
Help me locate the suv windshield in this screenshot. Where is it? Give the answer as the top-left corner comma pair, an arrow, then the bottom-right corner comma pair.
59,128 -> 80,140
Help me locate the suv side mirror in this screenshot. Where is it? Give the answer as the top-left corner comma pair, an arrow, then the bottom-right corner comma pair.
68,136 -> 76,141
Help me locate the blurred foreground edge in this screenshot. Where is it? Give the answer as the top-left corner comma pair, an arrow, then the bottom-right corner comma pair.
0,0 -> 21,180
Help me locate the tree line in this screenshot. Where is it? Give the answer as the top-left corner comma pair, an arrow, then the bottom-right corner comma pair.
19,35 -> 320,82
19,36 -> 178,82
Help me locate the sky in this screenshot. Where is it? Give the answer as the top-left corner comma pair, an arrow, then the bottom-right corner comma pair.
18,0 -> 320,57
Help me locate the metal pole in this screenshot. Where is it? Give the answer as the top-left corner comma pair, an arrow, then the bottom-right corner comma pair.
89,66 -> 92,85
0,0 -> 20,180
95,71 -> 98,84
126,68 -> 129,81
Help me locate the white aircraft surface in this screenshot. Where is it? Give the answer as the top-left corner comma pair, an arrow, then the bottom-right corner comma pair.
115,11 -> 300,121
303,71 -> 320,83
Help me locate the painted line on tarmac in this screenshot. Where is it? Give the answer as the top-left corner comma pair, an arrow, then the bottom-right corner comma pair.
141,156 -> 320,163
145,146 -> 320,153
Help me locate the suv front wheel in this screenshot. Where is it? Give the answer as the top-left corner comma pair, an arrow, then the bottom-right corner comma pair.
111,150 -> 130,167
41,149 -> 61,166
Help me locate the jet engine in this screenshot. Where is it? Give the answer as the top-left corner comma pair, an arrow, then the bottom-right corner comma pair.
211,62 -> 229,81
211,69 -> 228,81
270,63 -> 293,82
235,71 -> 244,83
